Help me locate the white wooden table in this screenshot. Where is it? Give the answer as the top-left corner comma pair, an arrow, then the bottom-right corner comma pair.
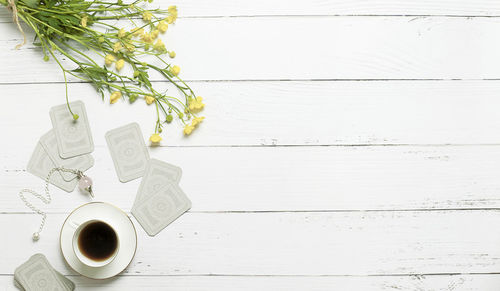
2,1 -> 500,290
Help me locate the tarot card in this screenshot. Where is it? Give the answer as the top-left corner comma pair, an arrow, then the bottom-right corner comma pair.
134,158 -> 182,204
132,182 -> 191,236
50,100 -> 94,158
27,143 -> 78,193
40,130 -> 94,182
14,254 -> 74,291
105,122 -> 150,182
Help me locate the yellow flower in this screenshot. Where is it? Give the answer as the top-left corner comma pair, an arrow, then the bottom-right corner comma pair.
80,16 -> 88,28
191,116 -> 205,127
168,51 -> 176,58
151,29 -> 159,39
118,28 -> 126,38
168,5 -> 178,16
115,59 -> 125,71
125,44 -> 135,52
188,96 -> 205,112
141,33 -> 154,43
104,54 -> 115,66
110,91 -> 122,104
113,42 -> 122,53
145,95 -> 155,105
158,21 -> 168,33
170,65 -> 180,76
149,133 -> 162,143
153,39 -> 165,52
183,124 -> 195,135
143,11 -> 152,21
166,6 -> 177,23
132,28 -> 144,37
166,15 -> 176,24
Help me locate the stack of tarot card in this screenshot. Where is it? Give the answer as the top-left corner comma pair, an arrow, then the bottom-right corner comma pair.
105,123 -> 191,236
14,254 -> 74,291
27,101 -> 94,192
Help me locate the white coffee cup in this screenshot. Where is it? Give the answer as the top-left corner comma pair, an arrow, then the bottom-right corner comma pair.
72,219 -> 120,268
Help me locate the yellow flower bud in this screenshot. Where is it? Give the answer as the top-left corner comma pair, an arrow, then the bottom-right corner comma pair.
170,65 -> 180,76
149,133 -> 162,143
110,91 -> 122,104
113,42 -> 122,53
132,28 -> 144,37
166,15 -> 176,24
158,21 -> 168,33
153,39 -> 165,52
183,124 -> 195,135
143,11 -> 152,22
115,59 -> 125,71
145,95 -> 155,105
141,33 -> 154,44
191,116 -> 205,127
104,54 -> 115,66
133,70 -> 140,77
188,96 -> 205,113
80,16 -> 88,28
125,44 -> 135,52
118,28 -> 126,38
168,6 -> 177,15
151,29 -> 159,39
168,51 -> 176,58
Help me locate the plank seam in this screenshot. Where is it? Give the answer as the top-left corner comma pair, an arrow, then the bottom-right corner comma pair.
3,208 -> 500,215
3,78 -> 500,86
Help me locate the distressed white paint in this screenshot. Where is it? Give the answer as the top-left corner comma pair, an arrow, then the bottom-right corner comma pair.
1,0 -> 500,290
3,211 -> 500,276
2,81 -> 500,146
2,0 -> 500,20
2,17 -> 500,82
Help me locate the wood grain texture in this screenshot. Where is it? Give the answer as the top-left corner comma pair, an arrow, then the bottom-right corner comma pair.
1,0 -> 499,289
2,211 -> 500,276
2,17 -> 500,82
3,145 -> 500,212
3,274 -> 500,291
2,0 -> 500,20
1,81 -> 500,147
0,275 -> 500,291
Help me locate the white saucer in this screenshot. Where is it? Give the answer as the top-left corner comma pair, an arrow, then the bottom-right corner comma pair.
60,202 -> 137,279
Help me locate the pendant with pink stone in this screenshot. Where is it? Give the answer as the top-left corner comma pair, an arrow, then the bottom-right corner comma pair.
78,175 -> 94,198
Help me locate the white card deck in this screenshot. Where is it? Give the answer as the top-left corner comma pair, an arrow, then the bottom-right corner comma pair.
14,254 -> 74,291
40,130 -> 94,182
50,100 -> 94,158
105,122 -> 150,182
27,143 -> 78,193
134,158 -> 182,205
132,182 -> 191,236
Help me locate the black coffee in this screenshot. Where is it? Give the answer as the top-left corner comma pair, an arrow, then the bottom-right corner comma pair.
78,221 -> 118,261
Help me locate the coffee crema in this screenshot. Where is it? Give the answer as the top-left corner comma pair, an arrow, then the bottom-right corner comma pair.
77,221 -> 118,261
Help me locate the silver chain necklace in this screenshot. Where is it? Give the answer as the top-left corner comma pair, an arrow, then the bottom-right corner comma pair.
19,167 -> 94,242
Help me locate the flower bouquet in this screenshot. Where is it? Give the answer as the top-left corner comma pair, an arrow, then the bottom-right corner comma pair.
0,0 -> 205,142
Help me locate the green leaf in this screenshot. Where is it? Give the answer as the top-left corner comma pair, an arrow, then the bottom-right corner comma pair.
22,0 -> 39,8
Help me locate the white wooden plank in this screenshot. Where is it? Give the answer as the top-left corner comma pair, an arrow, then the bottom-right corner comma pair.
1,80 -> 500,146
2,17 -> 500,81
2,211 -> 500,276
2,145 -> 500,212
2,0 -> 500,20
3,274 -> 500,291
